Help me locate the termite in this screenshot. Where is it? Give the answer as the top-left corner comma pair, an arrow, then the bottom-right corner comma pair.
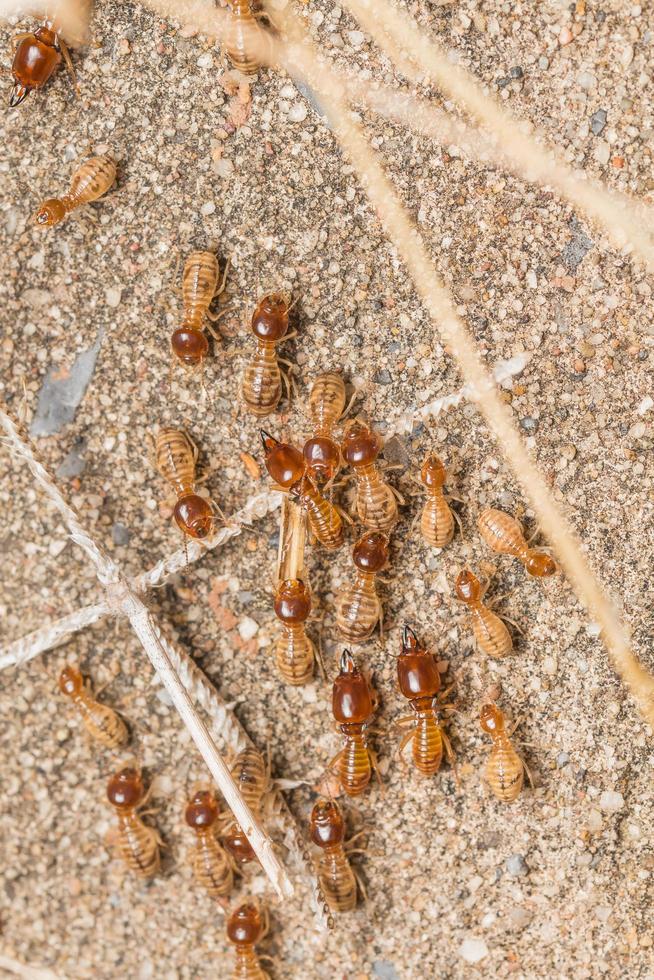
9,18 -> 75,107
106,767 -> 162,878
242,293 -> 293,416
335,531 -> 389,644
184,789 -> 234,899
480,703 -> 528,803
155,427 -> 216,540
226,900 -> 270,980
309,798 -> 360,914
396,626 -> 456,777
222,748 -> 268,866
171,251 -> 229,369
478,508 -> 556,578
58,665 -> 128,749
303,372 -> 346,483
420,455 -> 456,549
261,432 -> 343,550
34,155 -> 116,228
341,420 -> 399,532
224,0 -> 271,76
273,578 -> 316,686
329,650 -> 378,797
455,569 -> 513,659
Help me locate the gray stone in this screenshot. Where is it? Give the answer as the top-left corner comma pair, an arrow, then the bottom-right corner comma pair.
561,219 -> 594,272
505,854 -> 529,877
111,523 -> 131,546
373,369 -> 393,385
590,109 -> 608,135
30,331 -> 104,437
55,440 -> 87,479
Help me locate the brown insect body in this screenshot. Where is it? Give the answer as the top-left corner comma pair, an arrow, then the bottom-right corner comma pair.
303,373 -> 346,482
185,790 -> 234,898
335,531 -> 389,644
34,155 -> 116,227
10,22 -> 62,107
309,799 -> 358,913
455,569 -> 512,658
420,455 -> 454,548
396,627 -> 448,776
478,508 -> 556,578
331,650 -> 375,796
227,901 -> 270,980
225,0 -> 268,76
341,421 -> 398,532
273,579 -> 315,685
59,665 -> 127,748
171,252 -> 220,367
242,295 -> 289,416
223,748 -> 267,865
155,427 -> 214,539
107,768 -> 161,877
480,704 -> 525,803
261,433 -> 343,550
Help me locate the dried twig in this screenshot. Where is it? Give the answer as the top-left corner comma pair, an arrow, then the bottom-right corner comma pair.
276,496 -> 306,584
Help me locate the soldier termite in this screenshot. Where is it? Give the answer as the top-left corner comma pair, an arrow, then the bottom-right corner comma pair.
242,293 -> 295,417
170,251 -> 229,370
221,748 -> 268,866
106,767 -> 162,878
184,789 -> 234,900
480,703 -> 530,803
335,531 -> 389,644
420,455 -> 456,549
328,650 -> 379,797
9,18 -> 76,107
273,578 -> 316,686
34,155 -> 116,227
478,508 -> 557,578
154,427 -> 218,541
261,432 -> 343,550
396,626 -> 457,777
455,569 -> 513,659
303,372 -> 347,483
341,420 -> 399,532
58,665 -> 128,748
309,798 -> 365,914
226,899 -> 270,980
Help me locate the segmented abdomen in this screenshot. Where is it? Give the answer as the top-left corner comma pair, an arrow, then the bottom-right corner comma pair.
183,251 -> 219,325
412,712 -> 443,776
317,846 -> 357,913
421,496 -> 454,548
68,155 -> 116,206
472,607 -> 513,658
155,427 -> 196,495
335,575 -> 380,643
117,814 -> 160,877
242,343 -> 281,416
338,736 -> 371,796
275,625 -> 315,685
191,832 -> 233,897
225,0 -> 264,76
231,748 -> 267,813
76,696 -> 128,748
478,509 -> 525,560
355,467 -> 398,532
309,373 -> 346,434
233,951 -> 270,980
485,739 -> 524,802
300,483 -> 343,550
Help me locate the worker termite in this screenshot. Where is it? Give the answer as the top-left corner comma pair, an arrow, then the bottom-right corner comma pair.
480,703 -> 529,803
58,665 -> 128,748
273,578 -> 316,686
9,18 -> 75,107
155,427 -> 217,540
34,155 -> 116,228
478,508 -> 557,578
185,789 -> 234,899
335,531 -> 389,644
341,420 -> 399,532
171,251 -> 229,369
224,0 -> 272,76
303,373 -> 347,483
420,455 -> 456,549
106,767 -> 162,878
226,900 -> 270,980
222,748 -> 268,866
261,432 -> 343,550
455,569 -> 513,659
329,650 -> 378,797
242,293 -> 294,416
396,626 -> 457,777
309,798 -> 363,914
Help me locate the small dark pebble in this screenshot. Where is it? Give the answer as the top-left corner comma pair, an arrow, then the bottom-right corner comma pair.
269,530 -> 280,548
520,417 -> 539,432
373,369 -> 393,385
383,435 -> 410,470
111,523 -> 130,546
590,109 -> 608,136
589,851 -> 603,869
497,76 -> 511,89
510,66 -> 524,79
387,342 -> 401,353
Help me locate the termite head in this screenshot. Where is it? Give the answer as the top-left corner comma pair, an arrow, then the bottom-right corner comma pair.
227,900 -> 265,946
185,789 -> 220,830
274,578 -> 311,623
58,664 -> 84,697
224,830 -> 256,865
421,454 -> 446,489
455,569 -> 482,603
352,531 -> 389,572
34,198 -> 67,227
341,420 -> 381,467
303,436 -> 341,482
309,798 -> 345,848
480,703 -> 505,735
332,650 -> 373,724
107,767 -> 145,810
260,431 -> 305,488
174,493 -> 214,539
251,292 -> 289,341
397,626 -> 441,701
524,549 -> 557,578
171,326 -> 209,366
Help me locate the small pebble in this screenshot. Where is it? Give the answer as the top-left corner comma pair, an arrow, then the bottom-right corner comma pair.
105,287 -> 122,308
238,617 -> 259,641
200,201 -> 216,216
347,30 -> 365,46
112,523 -> 130,546
505,854 -> 529,877
373,369 -> 392,385
459,938 -> 488,964
590,109 -> 607,135
599,791 -> 625,813
556,752 -> 570,768
288,103 -> 308,123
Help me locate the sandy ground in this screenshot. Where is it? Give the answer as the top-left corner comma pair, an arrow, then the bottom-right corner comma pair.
1,0 -> 654,977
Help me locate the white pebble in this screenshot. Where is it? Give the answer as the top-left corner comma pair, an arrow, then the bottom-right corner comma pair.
595,140 -> 610,164
526,269 -> 537,289
621,44 -> 634,68
238,617 -> 259,641
599,790 -> 625,813
347,30 -> 365,46
197,52 -> 213,69
200,201 -> 216,215
637,395 -> 653,414
288,102 -> 308,123
105,287 -> 122,308
213,158 -> 234,178
577,71 -> 597,91
459,938 -> 488,964
49,539 -> 68,557
280,83 -> 296,98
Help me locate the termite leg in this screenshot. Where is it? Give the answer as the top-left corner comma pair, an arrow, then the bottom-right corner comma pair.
369,749 -> 385,796
440,728 -> 460,788
59,37 -> 79,92
353,868 -> 368,903
522,756 -> 535,790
